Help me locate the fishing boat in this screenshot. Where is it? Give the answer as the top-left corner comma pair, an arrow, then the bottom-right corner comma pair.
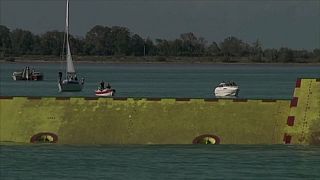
58,0 -> 84,92
214,81 -> 239,97
12,66 -> 43,81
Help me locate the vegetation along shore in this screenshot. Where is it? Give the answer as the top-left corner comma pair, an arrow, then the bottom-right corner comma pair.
1,25 -> 319,63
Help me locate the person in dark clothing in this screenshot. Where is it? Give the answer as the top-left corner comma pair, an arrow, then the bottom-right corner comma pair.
100,80 -> 105,90
107,83 -> 111,89
58,72 -> 63,82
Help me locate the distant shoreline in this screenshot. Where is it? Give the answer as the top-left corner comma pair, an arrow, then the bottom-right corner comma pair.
1,55 -> 319,65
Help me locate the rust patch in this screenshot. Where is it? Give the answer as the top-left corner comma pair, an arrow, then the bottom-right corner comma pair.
113,97 -> 128,101
283,133 -> 292,144
233,99 -> 248,102
295,78 -> 301,88
0,96 -> 13,99
310,132 -> 320,145
290,97 -> 298,107
146,98 -> 162,101
175,98 -> 190,101
84,97 -> 99,100
287,116 -> 295,126
261,99 -> 277,102
27,97 -> 42,100
204,98 -> 219,102
55,97 -> 70,100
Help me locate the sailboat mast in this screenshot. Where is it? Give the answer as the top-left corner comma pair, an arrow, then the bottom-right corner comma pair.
66,0 -> 69,43
65,0 -> 69,75
65,0 -> 76,75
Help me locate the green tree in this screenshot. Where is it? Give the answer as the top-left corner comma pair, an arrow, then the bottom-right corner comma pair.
312,48 -> 320,62
155,39 -> 171,56
278,47 -> 294,62
171,39 -> 183,56
84,25 -> 110,55
129,34 -> 144,56
10,29 -> 35,55
144,38 -> 156,56
32,35 -> 42,55
110,26 -> 131,55
0,25 -> 12,57
263,48 -> 278,62
70,35 -> 85,55
220,36 -> 246,57
206,41 -> 220,56
250,39 -> 263,62
179,32 -> 206,56
40,31 -> 64,56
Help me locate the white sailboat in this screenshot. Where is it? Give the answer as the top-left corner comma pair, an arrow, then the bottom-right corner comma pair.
58,0 -> 84,92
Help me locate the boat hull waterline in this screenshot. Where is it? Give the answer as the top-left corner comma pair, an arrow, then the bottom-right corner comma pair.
58,80 -> 84,92
95,89 -> 116,97
214,86 -> 239,97
12,67 -> 43,81
12,73 -> 43,81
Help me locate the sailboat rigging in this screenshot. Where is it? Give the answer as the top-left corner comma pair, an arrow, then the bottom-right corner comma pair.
58,0 -> 84,92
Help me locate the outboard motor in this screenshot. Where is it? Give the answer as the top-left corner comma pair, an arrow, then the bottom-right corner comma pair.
26,67 -> 30,80
22,67 -> 26,79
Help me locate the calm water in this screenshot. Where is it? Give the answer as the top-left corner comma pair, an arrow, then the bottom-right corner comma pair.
1,62 -> 319,179
1,145 -> 320,179
0,62 -> 319,99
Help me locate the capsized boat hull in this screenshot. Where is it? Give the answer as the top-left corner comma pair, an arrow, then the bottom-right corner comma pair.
95,89 -> 115,97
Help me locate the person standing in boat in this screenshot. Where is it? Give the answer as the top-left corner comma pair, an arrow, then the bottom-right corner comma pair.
100,80 -> 105,90
106,83 -> 111,89
58,72 -> 63,82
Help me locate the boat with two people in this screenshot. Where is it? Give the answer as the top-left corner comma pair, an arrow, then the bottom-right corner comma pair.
12,66 -> 43,81
214,81 -> 239,97
58,0 -> 84,92
95,81 -> 116,97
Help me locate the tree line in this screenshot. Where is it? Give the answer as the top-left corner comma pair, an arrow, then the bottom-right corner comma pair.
1,24 -> 319,62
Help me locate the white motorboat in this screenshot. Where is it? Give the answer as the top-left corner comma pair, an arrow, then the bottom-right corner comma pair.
214,82 -> 239,97
95,88 -> 116,97
58,0 -> 84,92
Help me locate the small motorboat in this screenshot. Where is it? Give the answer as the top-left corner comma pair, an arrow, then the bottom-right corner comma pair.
214,81 -> 239,97
95,88 -> 116,97
12,66 -> 43,81
95,81 -> 116,97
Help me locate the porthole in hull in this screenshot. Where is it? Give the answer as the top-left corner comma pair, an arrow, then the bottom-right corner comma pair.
30,132 -> 58,144
193,134 -> 220,144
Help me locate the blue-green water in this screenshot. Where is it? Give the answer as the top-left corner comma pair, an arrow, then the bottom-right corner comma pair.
1,62 -> 319,179
0,62 -> 319,98
1,145 -> 320,179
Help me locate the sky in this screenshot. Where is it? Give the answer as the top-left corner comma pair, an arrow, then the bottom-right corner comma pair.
0,0 -> 319,50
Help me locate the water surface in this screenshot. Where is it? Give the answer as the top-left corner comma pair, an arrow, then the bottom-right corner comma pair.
1,62 -> 319,99
1,144 -> 319,179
